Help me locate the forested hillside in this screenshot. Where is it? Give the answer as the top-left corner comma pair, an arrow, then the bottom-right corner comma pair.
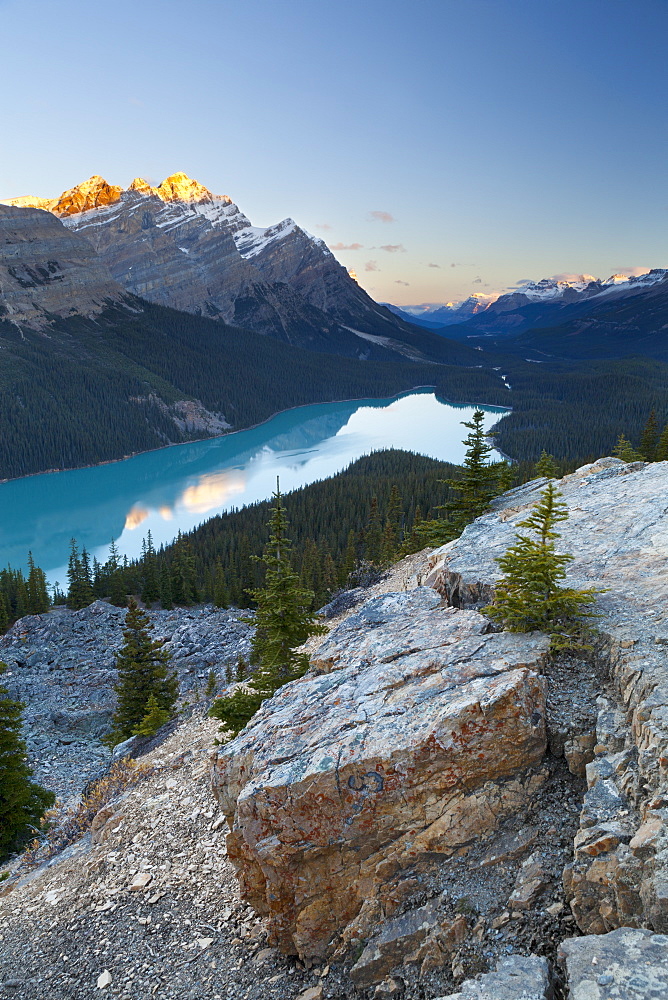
0,302 -> 508,480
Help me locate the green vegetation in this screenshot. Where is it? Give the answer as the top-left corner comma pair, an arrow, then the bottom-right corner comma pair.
484,482 -> 601,651
416,409 -> 510,546
210,482 -> 326,738
106,599 -> 178,746
0,663 -> 55,860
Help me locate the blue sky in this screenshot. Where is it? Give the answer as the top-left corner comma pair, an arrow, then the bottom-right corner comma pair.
1,0 -> 666,305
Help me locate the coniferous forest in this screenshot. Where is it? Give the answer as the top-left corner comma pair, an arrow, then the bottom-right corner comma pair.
1,299 -> 668,480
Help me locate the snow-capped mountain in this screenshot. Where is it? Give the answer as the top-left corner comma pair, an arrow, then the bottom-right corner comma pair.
4,173 -> 466,363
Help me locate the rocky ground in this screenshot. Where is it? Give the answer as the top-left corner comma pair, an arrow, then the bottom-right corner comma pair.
0,603 -> 253,803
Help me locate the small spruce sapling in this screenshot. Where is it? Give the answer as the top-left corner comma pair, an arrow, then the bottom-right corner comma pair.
484,482 -> 601,651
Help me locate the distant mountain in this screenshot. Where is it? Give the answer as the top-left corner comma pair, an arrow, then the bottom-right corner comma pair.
385,295 -> 491,329
3,173 -> 479,366
506,270 -> 668,361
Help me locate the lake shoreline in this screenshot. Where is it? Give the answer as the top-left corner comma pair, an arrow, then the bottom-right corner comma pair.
0,386 -> 511,486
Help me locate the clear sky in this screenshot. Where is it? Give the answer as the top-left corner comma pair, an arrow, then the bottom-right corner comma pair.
1,0 -> 666,306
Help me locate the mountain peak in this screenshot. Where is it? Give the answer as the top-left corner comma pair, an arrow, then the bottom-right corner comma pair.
53,175 -> 123,217
155,172 -> 217,204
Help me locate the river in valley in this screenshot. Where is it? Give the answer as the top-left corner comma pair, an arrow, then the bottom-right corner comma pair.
0,390 -> 507,586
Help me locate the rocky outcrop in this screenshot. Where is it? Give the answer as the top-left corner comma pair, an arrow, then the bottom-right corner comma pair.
426,457 -> 668,936
559,927 -> 668,998
435,954 -> 553,999
1,601 -> 253,800
0,204 -> 126,328
211,588 -> 551,963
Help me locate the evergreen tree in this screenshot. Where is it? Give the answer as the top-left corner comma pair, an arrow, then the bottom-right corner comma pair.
158,563 -> 173,610
363,496 -> 383,564
639,409 -> 659,462
339,529 -> 358,586
533,450 -> 559,479
657,424 -> 668,462
440,409 -> 507,534
26,552 -> 49,615
613,433 -> 642,463
107,599 -> 178,745
66,540 -> 94,610
140,532 -> 160,606
0,594 -> 8,635
213,560 -> 228,608
484,482 -> 600,650
210,480 -> 325,737
381,484 -> 404,563
0,663 -> 55,860
134,694 -> 170,737
106,539 -> 127,608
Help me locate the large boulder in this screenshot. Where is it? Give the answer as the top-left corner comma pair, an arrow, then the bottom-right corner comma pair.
211,588 -> 550,961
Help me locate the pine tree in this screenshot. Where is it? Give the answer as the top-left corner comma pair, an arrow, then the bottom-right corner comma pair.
213,560 -> 228,608
363,496 -> 383,564
0,663 -> 55,860
613,433 -> 642,463
66,540 -> 94,610
381,485 -> 404,564
210,480 -> 325,738
107,599 -> 178,745
440,409 -> 507,534
533,450 -> 559,479
339,529 -> 358,586
106,539 -> 127,608
134,694 -> 170,737
0,594 -> 8,635
140,532 -> 160,606
159,563 -> 173,610
26,553 -> 49,615
657,425 -> 668,462
484,482 -> 601,650
639,409 -> 659,462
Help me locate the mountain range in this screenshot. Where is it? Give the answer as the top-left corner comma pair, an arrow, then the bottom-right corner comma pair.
3,173 -> 476,366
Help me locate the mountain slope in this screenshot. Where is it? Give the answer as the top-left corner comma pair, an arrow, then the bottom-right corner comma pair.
0,204 -> 128,328
4,174 -> 480,365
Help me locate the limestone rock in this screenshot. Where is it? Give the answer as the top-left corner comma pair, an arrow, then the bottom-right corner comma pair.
433,954 -> 552,999
559,927 -> 668,998
0,204 -> 126,328
425,459 -> 668,934
349,896 -> 468,985
212,588 -> 550,960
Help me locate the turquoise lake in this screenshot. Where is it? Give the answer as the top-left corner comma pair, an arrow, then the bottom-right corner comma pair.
0,390 -> 507,586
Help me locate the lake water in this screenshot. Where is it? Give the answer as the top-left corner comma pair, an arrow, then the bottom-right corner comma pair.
0,390 -> 507,586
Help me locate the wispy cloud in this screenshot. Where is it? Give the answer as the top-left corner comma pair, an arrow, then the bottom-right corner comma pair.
472,277 -> 482,284
329,242 -> 364,251
369,210 -> 394,223
315,223 -> 332,231
395,280 -> 410,285
364,260 -> 379,272
428,263 -> 440,268
379,244 -> 406,253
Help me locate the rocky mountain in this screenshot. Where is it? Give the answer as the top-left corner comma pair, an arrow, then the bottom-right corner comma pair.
0,203 -> 128,328
4,173 -> 470,364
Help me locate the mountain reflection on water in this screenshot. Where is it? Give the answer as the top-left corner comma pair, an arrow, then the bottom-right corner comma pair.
0,391 -> 507,584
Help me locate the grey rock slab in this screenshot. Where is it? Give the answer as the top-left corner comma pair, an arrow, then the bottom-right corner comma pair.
212,588 -> 550,959
559,927 -> 668,998
433,954 -> 552,999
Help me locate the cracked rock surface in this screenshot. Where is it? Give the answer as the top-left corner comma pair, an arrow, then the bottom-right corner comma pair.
212,587 -> 551,963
